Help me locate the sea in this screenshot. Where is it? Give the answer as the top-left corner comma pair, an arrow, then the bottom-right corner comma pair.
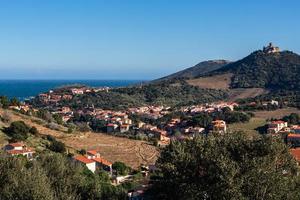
0,80 -> 144,100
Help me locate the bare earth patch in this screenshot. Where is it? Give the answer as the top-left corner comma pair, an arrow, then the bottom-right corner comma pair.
0,108 -> 159,169
186,73 -> 233,89
254,108 -> 300,119
227,88 -> 268,101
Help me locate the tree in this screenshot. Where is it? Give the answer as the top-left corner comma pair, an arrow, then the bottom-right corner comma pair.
29,126 -> 39,135
46,135 -> 66,153
0,153 -> 126,200
0,96 -> 10,109
148,132 -> 300,200
10,97 -> 20,106
282,113 -> 300,125
5,121 -> 31,141
53,113 -> 63,125
112,161 -> 130,176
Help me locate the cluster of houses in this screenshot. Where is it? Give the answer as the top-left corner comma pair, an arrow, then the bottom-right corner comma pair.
128,105 -> 171,119
181,102 -> 238,114
266,120 -> 300,163
38,86 -> 110,104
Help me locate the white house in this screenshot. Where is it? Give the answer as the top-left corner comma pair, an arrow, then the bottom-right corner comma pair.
73,155 -> 96,173
4,142 -> 35,159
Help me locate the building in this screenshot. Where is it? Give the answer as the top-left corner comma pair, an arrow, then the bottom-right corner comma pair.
212,120 -> 227,134
4,142 -> 35,159
263,42 -> 280,54
73,150 -> 112,173
120,124 -> 130,133
73,155 -> 96,173
290,148 -> 300,165
107,123 -> 118,133
267,120 -> 288,134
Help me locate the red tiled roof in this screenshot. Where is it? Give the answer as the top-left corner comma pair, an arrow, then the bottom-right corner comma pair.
290,148 -> 300,162
74,155 -> 94,164
288,134 -> 300,138
92,157 -> 112,166
87,150 -> 98,155
7,149 -> 34,155
8,142 -> 24,147
271,120 -> 286,124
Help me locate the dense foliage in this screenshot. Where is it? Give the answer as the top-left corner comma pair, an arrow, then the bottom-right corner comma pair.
32,82 -> 228,110
5,121 -> 31,141
148,132 -> 300,200
0,153 -> 126,200
214,51 -> 300,90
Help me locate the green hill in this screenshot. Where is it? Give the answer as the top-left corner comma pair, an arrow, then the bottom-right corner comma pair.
213,50 -> 300,90
154,60 -> 230,82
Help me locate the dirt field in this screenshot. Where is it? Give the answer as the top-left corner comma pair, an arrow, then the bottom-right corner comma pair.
227,88 -> 268,101
186,73 -> 232,89
254,108 -> 300,119
0,109 -> 159,169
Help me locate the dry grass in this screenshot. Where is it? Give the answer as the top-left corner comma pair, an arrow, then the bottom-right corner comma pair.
228,117 -> 266,135
227,88 -> 268,101
186,73 -> 233,89
254,108 -> 300,119
0,108 -> 159,169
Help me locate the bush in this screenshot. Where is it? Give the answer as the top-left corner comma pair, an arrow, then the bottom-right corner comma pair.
112,161 -> 130,176
46,122 -> 60,131
5,121 -> 30,141
29,126 -> 39,135
48,139 -> 66,153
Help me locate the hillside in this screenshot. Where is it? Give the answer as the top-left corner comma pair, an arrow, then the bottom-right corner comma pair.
0,108 -> 158,169
213,50 -> 300,90
154,60 -> 230,82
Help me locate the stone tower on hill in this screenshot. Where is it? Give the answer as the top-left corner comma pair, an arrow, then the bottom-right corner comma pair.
263,42 -> 280,54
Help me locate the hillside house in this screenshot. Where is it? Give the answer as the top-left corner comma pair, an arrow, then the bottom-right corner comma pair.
73,150 -> 112,173
4,142 -> 35,159
183,127 -> 205,136
107,123 -> 118,133
212,120 -> 227,134
73,155 -> 96,173
71,88 -> 84,95
120,124 -> 130,133
267,120 -> 288,134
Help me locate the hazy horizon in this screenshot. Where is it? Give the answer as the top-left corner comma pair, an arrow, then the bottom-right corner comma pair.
0,0 -> 300,80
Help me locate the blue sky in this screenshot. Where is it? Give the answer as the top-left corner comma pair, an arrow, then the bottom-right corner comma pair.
0,0 -> 299,80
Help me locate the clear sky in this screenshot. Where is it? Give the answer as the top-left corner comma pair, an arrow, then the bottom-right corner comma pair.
0,0 -> 299,80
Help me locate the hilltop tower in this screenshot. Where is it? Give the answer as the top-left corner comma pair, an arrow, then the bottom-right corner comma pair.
263,42 -> 280,54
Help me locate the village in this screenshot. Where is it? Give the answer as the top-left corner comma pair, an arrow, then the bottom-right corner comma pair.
3,85 -> 300,199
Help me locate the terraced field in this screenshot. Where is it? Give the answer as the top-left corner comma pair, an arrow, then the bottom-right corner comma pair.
0,108 -> 159,169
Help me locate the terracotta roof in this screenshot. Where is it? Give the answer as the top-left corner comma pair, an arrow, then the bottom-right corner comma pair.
271,120 -> 286,124
7,149 -> 34,155
87,150 -> 98,155
288,134 -> 300,138
74,155 -> 95,164
7,142 -> 24,147
290,148 -> 300,162
92,157 -> 112,166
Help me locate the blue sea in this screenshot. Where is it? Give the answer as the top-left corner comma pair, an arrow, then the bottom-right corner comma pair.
0,80 -> 144,100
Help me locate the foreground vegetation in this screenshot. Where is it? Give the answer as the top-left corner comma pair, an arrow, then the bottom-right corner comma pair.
147,132 -> 300,200
0,153 -> 126,200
